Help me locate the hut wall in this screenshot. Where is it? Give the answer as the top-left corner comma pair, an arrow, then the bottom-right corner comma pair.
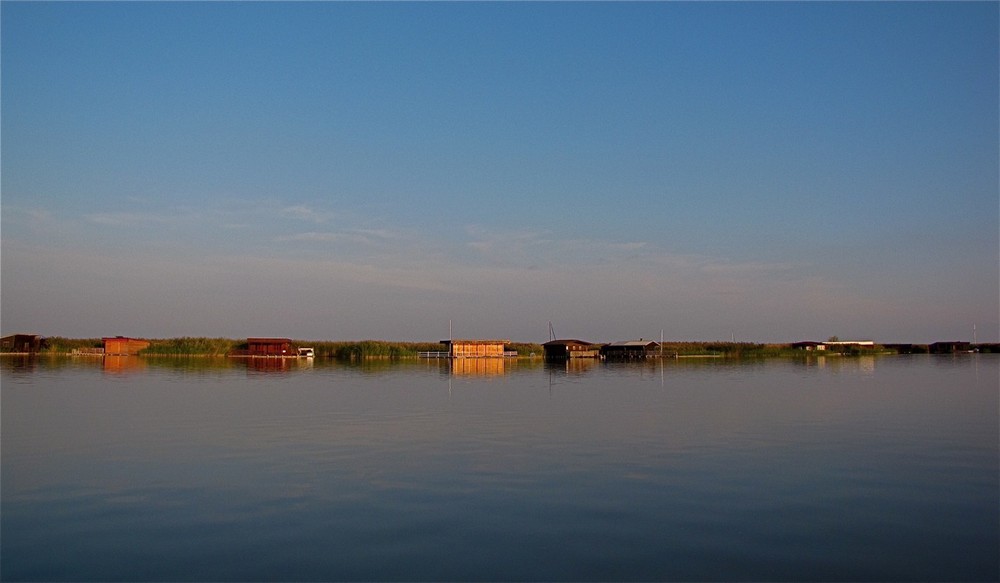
103,337 -> 151,355
1,334 -> 43,353
543,340 -> 598,359
247,338 -> 293,356
600,342 -> 659,360
445,340 -> 507,358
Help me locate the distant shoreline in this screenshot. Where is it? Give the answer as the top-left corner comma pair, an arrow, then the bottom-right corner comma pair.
3,336 -> 997,358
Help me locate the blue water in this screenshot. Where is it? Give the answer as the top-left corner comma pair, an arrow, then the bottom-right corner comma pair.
2,355 -> 997,581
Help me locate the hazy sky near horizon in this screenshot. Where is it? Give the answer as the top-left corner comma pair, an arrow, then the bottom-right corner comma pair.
2,2 -> 997,343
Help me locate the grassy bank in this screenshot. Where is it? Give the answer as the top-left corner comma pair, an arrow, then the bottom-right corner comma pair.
139,337 -> 240,356
306,341 -> 442,360
133,338 -> 544,359
29,337 -> 924,358
44,337 -> 103,353
301,341 -> 546,359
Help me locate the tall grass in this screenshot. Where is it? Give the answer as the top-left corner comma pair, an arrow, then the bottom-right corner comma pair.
140,337 -> 239,356
293,341 -> 547,359
43,337 -> 103,353
508,342 -> 544,356
302,340 -> 443,360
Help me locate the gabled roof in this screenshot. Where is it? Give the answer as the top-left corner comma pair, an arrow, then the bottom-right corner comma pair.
543,339 -> 593,347
606,340 -> 659,347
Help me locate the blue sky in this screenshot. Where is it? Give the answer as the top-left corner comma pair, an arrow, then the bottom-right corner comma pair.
2,2 -> 997,343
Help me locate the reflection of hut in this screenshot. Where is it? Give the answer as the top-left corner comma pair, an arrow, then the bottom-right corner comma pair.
450,358 -> 506,376
543,339 -> 599,360
544,358 -> 599,374
103,336 -> 151,355
600,340 -> 660,360
246,358 -> 295,372
0,334 -> 45,353
247,338 -> 294,357
103,355 -> 148,373
440,339 -> 508,358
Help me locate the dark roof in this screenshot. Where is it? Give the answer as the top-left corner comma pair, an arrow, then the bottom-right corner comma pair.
543,339 -> 593,347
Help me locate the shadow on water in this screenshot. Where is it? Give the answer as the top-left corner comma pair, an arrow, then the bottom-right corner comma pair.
1,353 -> 896,377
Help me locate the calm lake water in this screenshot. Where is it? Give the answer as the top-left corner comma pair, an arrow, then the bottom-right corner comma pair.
2,355 -> 997,581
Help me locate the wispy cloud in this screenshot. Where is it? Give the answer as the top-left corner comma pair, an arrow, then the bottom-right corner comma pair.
1,206 -> 57,226
23,208 -> 54,222
698,260 -> 798,274
466,228 -> 551,254
280,204 -> 332,223
463,226 -> 654,268
275,231 -> 365,243
274,228 -> 405,246
84,211 -> 171,227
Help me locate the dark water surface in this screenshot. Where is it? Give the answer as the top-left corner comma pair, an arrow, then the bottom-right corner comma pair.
2,355 -> 997,581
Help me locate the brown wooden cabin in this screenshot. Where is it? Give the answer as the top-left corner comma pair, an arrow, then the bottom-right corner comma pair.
103,336 -> 151,355
440,339 -> 508,358
247,338 -> 294,357
929,341 -> 972,354
0,334 -> 46,353
600,340 -> 660,360
543,339 -> 599,360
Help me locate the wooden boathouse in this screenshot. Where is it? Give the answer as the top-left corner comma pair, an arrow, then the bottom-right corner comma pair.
600,340 -> 660,360
542,339 -> 600,360
247,338 -> 294,357
0,334 -> 46,353
103,336 -> 151,356
439,339 -> 510,358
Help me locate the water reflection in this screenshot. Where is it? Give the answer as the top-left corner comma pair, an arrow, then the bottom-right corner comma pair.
0,354 -> 899,380
449,358 -> 507,376
543,358 -> 599,375
101,355 -> 147,374
0,355 -> 38,374
789,354 -> 878,373
2,355 -> 997,581
242,357 -> 298,373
